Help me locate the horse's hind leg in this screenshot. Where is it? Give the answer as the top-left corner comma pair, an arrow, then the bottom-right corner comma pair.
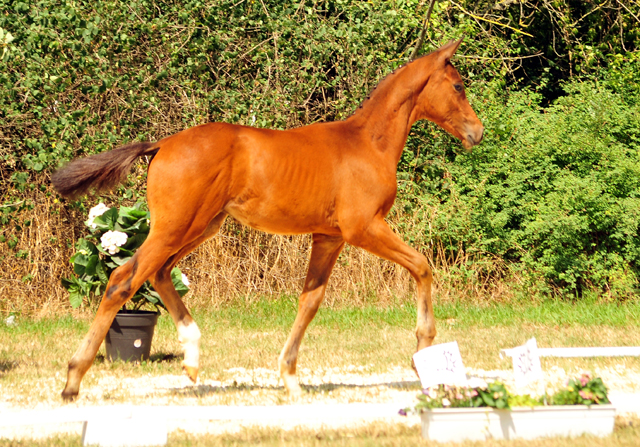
149,212 -> 228,383
61,236 -> 175,400
279,233 -> 344,398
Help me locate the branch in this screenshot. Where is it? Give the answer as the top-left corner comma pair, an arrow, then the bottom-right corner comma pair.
410,0 -> 437,60
0,200 -> 24,208
615,0 -> 640,24
449,0 -> 534,37
458,52 -> 543,61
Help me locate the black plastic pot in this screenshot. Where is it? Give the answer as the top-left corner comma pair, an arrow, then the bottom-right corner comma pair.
105,310 -> 159,362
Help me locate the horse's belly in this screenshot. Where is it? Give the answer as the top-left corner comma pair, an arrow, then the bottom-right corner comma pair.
224,202 -> 339,236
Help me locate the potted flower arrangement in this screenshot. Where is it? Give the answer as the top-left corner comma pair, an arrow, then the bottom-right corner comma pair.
401,373 -> 614,442
62,202 -> 190,362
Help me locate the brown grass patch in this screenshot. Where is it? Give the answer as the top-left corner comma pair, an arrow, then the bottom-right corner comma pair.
1,187 -> 519,316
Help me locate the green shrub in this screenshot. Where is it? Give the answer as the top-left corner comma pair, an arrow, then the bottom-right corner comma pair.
398,79 -> 640,298
62,202 -> 189,310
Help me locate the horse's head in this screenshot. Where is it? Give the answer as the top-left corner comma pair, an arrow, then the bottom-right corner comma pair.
413,39 -> 484,150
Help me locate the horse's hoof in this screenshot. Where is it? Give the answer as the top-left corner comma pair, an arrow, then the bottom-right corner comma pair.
182,364 -> 198,383
61,389 -> 78,402
282,375 -> 303,400
287,386 -> 303,401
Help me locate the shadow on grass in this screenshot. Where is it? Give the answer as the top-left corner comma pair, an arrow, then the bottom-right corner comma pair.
169,380 -> 421,397
93,352 -> 182,364
0,359 -> 18,374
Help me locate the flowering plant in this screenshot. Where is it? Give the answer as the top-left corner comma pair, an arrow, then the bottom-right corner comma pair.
547,372 -> 610,406
401,374 -> 609,415
62,202 -> 190,311
402,382 -> 511,415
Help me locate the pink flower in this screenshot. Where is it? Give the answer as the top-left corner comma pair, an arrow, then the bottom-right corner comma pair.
579,390 -> 593,400
580,373 -> 591,387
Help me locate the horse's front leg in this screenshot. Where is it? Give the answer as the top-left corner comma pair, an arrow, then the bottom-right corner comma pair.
345,217 -> 436,354
278,233 -> 344,398
62,244 -> 172,400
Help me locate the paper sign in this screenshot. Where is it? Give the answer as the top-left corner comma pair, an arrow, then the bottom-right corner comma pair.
511,337 -> 543,389
412,341 -> 467,389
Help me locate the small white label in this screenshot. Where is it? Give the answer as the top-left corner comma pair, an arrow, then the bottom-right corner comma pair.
412,341 -> 467,389
133,339 -> 142,348
511,337 -> 542,389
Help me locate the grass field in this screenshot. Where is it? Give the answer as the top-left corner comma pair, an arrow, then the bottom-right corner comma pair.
1,297 -> 640,445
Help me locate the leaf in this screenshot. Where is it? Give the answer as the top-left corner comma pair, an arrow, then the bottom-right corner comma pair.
68,285 -> 84,308
118,205 -> 148,221
76,238 -> 98,255
171,267 -> 189,297
85,254 -> 99,276
92,208 -> 118,230
96,260 -> 109,283
110,254 -> 131,266
124,232 -> 147,251
73,252 -> 88,276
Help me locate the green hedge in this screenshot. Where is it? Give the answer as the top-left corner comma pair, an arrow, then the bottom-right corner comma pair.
1,0 -> 639,299
398,70 -> 640,297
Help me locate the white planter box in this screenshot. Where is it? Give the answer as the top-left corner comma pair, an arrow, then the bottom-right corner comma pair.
420,405 -> 615,442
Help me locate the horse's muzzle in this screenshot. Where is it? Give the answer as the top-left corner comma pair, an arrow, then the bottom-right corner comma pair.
462,123 -> 484,150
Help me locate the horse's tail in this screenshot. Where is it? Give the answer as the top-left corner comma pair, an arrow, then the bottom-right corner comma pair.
51,141 -> 160,199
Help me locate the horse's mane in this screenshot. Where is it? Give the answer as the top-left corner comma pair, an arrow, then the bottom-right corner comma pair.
350,47 -> 441,117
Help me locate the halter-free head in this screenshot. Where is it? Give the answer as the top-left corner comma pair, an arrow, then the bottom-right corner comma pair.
413,39 -> 484,150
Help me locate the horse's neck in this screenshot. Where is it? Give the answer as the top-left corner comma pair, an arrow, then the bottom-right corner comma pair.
348,57 -> 434,163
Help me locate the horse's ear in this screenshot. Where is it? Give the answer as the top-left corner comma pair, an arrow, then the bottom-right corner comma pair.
438,37 -> 464,63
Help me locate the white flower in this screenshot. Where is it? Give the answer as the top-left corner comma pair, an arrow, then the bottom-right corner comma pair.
442,398 -> 451,407
5,315 -> 16,326
87,203 -> 110,229
181,273 -> 190,287
100,230 -> 128,255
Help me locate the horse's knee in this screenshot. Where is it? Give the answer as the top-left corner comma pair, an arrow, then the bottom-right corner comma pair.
415,259 -> 433,284
105,260 -> 138,302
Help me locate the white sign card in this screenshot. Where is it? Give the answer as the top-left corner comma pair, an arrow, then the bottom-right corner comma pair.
412,341 -> 467,389
511,337 -> 543,389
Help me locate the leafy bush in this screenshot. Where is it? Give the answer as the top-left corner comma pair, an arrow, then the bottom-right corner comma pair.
62,202 -> 189,310
399,79 -> 640,297
406,382 -> 511,411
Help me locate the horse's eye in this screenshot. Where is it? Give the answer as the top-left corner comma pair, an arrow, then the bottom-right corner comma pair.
454,83 -> 464,93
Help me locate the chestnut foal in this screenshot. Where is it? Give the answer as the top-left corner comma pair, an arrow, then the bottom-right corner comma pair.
53,39 -> 483,400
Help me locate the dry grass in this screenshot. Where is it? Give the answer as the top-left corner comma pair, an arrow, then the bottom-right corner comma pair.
0,189 -> 518,316
1,418 -> 639,447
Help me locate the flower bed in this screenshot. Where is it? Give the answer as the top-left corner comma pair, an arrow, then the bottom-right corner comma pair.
401,373 -> 615,442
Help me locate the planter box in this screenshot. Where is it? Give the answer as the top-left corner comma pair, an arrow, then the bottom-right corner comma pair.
420,405 -> 615,442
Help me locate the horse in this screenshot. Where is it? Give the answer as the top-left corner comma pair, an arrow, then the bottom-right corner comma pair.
52,39 -> 483,400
